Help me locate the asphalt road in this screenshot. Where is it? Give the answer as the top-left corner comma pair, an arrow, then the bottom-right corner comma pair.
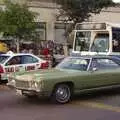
1,85 -> 120,120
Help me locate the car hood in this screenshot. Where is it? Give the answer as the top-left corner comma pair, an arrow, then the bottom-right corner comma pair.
14,68 -> 81,81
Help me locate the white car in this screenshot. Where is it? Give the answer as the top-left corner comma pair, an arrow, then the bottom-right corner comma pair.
0,53 -> 49,81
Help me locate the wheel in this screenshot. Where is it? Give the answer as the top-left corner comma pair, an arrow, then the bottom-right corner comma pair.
52,84 -> 71,104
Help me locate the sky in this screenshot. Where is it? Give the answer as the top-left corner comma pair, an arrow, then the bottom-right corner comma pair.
113,0 -> 120,3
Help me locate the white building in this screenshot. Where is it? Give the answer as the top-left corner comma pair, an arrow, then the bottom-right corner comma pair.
27,1 -> 120,45
1,0 -> 120,45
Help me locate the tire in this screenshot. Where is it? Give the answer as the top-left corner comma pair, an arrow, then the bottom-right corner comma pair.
52,84 -> 71,104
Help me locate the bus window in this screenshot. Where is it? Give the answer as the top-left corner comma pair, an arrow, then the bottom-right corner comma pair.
91,33 -> 109,52
74,31 -> 91,51
112,28 -> 120,52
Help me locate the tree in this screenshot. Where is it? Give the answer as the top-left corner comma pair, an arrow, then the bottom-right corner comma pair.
0,0 -> 37,52
54,0 -> 115,33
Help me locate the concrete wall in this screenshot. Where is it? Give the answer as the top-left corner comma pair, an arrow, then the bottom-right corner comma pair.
29,5 -> 120,43
29,7 -> 58,41
1,0 -> 120,44
90,7 -> 120,23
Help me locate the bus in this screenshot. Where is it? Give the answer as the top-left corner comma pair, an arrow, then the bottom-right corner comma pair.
72,22 -> 120,56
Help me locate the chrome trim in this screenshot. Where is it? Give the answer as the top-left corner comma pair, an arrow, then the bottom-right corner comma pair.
87,58 -> 92,71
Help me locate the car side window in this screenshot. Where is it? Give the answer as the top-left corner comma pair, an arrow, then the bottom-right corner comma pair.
57,58 -> 90,71
21,55 -> 39,64
70,59 -> 89,71
6,56 -> 22,66
91,58 -> 119,70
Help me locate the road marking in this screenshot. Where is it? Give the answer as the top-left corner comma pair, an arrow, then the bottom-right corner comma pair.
72,101 -> 120,113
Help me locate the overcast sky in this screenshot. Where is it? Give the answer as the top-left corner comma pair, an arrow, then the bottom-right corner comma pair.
113,0 -> 120,3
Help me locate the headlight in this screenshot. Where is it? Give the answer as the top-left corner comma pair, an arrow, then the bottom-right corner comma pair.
30,81 -> 42,92
7,74 -> 16,87
31,81 -> 36,88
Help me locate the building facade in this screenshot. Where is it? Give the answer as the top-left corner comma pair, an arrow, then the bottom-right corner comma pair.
1,0 -> 120,54
1,0 -> 120,44
27,1 -> 120,45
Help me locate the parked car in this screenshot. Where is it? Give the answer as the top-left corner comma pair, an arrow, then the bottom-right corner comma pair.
0,53 -> 48,82
8,55 -> 120,104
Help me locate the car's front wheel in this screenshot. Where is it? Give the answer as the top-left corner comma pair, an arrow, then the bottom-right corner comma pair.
52,84 -> 71,104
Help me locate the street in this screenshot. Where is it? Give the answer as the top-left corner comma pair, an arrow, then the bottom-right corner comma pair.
1,85 -> 120,120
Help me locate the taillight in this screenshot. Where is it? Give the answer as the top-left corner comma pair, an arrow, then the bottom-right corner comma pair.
0,65 -> 4,73
40,61 -> 49,69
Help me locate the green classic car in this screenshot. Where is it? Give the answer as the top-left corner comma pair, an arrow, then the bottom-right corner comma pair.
8,55 -> 120,104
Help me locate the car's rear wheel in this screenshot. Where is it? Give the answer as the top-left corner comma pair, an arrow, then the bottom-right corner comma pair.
52,84 -> 71,104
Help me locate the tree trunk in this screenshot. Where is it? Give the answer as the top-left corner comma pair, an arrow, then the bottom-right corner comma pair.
16,39 -> 20,53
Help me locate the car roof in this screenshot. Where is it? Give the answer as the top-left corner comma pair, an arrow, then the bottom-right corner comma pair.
12,53 -> 34,56
70,55 -> 120,59
0,53 -> 35,57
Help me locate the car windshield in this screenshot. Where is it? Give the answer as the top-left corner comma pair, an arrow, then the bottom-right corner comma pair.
56,57 -> 90,71
0,55 -> 9,64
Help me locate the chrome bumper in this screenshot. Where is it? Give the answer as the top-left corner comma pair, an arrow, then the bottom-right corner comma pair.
16,88 -> 50,97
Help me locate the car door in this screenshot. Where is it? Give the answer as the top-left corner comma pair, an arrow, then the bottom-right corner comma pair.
67,58 -> 94,90
20,55 -> 41,72
4,56 -> 23,73
87,58 -> 120,88
74,57 -> 120,91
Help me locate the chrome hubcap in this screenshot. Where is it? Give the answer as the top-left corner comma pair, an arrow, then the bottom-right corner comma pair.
56,85 -> 70,103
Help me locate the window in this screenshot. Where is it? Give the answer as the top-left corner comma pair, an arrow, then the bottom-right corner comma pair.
91,58 -> 119,70
6,56 -> 22,66
112,27 -> 120,52
55,23 -> 66,44
35,22 -> 46,40
56,57 -> 90,71
21,55 -> 39,64
75,31 -> 91,51
91,33 -> 109,52
0,56 -> 9,64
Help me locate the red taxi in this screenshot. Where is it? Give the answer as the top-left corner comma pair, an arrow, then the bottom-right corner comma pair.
0,53 -> 49,82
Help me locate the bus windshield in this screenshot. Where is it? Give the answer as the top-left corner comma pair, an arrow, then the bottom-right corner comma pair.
74,31 -> 91,51
91,33 -> 109,52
